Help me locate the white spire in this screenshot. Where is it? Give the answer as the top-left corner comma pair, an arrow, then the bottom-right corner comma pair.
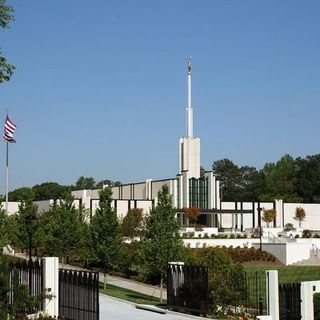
186,57 -> 193,138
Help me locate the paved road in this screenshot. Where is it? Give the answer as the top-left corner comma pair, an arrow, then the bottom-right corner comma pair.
100,294 -> 206,320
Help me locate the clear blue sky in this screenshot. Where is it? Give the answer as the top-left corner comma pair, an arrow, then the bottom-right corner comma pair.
1,0 -> 320,191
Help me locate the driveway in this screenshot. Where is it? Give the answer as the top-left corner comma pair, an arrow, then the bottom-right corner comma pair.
100,294 -> 206,320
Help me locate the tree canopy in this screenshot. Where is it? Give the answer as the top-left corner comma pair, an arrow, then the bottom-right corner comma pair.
0,0 -> 15,83
139,185 -> 185,284
212,154 -> 320,202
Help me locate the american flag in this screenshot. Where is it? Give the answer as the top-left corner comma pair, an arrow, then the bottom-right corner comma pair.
3,116 -> 17,143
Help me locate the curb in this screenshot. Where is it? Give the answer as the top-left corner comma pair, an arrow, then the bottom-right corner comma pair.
135,304 -> 167,314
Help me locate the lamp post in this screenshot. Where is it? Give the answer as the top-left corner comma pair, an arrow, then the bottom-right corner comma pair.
257,205 -> 263,252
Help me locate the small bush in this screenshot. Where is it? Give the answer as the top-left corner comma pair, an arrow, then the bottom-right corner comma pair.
295,234 -> 300,238
314,234 -> 320,238
302,229 -> 312,238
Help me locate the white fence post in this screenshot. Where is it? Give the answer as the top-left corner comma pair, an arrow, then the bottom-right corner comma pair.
266,270 -> 279,320
42,257 -> 59,317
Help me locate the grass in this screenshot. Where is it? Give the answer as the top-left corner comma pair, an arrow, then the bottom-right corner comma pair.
243,262 -> 320,283
99,282 -> 165,305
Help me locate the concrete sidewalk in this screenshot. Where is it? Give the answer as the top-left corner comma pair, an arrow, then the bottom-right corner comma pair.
99,273 -> 167,300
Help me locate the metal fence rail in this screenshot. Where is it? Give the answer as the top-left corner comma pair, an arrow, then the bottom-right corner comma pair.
279,282 -> 301,320
59,268 -> 99,320
167,264 -> 208,315
7,260 -> 43,313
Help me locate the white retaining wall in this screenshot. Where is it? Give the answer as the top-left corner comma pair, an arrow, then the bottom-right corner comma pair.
252,242 -> 311,265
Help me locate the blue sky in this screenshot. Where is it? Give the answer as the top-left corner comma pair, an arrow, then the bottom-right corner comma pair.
1,0 -> 320,191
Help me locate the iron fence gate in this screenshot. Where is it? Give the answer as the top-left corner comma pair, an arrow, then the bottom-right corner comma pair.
59,268 -> 99,320
167,264 -> 208,315
279,283 -> 301,320
7,260 -> 43,314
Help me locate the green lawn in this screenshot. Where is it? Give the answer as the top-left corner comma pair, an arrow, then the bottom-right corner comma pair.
243,263 -> 320,283
99,282 -> 165,305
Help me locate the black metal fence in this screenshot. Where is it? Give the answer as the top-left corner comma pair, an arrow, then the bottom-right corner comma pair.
59,268 -> 99,320
279,283 -> 301,320
209,270 -> 267,317
7,260 -> 44,314
167,264 -> 208,315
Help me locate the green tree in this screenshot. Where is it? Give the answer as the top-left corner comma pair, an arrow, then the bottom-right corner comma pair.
139,185 -> 185,301
8,187 -> 35,201
121,208 -> 144,238
75,176 -> 96,190
40,191 -> 89,264
32,182 -> 69,200
90,187 -> 126,273
260,154 -> 300,202
16,199 -> 40,254
0,0 -> 15,83
194,247 -> 246,309
212,159 -> 243,201
0,196 -> 8,247
295,155 -> 320,202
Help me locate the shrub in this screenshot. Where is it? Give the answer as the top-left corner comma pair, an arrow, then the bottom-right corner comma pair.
314,234 -> 320,238
295,234 -> 300,238
302,229 -> 312,238
194,224 -> 203,231
204,233 -> 209,239
284,223 -> 294,231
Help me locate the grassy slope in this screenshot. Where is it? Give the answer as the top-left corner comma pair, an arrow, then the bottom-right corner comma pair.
99,283 -> 165,305
244,263 -> 320,283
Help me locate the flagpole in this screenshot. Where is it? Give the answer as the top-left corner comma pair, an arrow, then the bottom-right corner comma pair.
5,140 -> 8,213
3,108 -> 16,213
5,107 -> 9,213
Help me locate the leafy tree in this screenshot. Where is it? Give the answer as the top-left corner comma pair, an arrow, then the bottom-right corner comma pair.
0,196 -> 8,247
139,185 -> 185,301
75,176 -> 96,190
15,199 -> 40,254
295,155 -> 320,202
262,208 -> 276,227
40,191 -> 89,264
90,187 -> 126,273
294,207 -> 306,228
261,155 -> 300,202
0,0 -> 15,83
212,159 -> 242,201
121,208 -> 144,238
32,182 -> 69,200
183,207 -> 200,227
194,247 -> 246,309
8,187 -> 35,201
